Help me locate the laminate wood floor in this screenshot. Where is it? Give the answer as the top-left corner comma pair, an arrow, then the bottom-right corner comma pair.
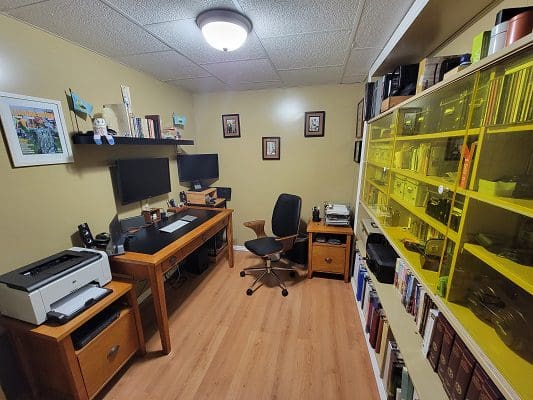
100,251 -> 379,400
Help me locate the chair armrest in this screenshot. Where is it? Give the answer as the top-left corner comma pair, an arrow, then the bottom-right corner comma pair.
243,220 -> 267,238
275,234 -> 297,252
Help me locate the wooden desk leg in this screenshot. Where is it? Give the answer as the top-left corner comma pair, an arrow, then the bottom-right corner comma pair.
126,288 -> 146,355
148,264 -> 171,354
344,235 -> 352,283
307,233 -> 313,279
227,214 -> 234,268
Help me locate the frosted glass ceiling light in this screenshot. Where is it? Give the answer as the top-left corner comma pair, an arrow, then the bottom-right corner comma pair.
196,9 -> 252,52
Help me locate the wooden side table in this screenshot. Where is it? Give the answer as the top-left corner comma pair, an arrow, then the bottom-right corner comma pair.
307,220 -> 353,282
1,280 -> 145,400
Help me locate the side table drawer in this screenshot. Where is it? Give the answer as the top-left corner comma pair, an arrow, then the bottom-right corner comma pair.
77,308 -> 138,398
311,245 -> 345,274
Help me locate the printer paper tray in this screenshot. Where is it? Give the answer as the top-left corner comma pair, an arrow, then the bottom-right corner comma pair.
47,284 -> 112,324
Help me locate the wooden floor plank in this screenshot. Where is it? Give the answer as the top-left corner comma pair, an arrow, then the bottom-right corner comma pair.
100,251 -> 379,400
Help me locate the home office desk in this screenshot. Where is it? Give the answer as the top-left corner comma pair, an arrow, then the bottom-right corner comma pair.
110,206 -> 234,354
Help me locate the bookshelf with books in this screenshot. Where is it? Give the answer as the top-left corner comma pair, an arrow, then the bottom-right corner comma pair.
356,35 -> 532,400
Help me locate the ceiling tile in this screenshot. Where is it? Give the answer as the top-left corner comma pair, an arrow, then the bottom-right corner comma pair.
105,0 -> 234,25
146,19 -> 266,64
278,66 -> 343,86
224,81 -> 283,91
238,0 -> 362,37
344,47 -> 381,75
166,76 -> 226,92
201,59 -> 279,84
341,74 -> 366,84
0,0 -> 43,11
354,0 -> 414,48
118,51 -> 210,80
262,30 -> 351,69
7,0 -> 169,57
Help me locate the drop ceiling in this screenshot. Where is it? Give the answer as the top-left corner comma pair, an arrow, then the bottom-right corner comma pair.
1,0 -> 416,92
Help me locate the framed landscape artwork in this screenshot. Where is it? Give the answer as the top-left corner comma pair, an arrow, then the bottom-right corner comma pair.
304,111 -> 325,137
0,92 -> 73,167
222,114 -> 241,138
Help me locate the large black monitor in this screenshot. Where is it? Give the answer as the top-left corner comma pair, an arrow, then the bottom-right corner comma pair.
115,158 -> 171,204
177,154 -> 219,188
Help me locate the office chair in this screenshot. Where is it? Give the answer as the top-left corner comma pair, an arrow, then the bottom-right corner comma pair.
240,193 -> 302,296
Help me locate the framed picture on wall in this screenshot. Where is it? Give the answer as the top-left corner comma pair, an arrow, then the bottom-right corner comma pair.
304,111 -> 325,137
0,91 -> 73,167
222,113 -> 240,138
356,99 -> 364,138
354,140 -> 362,163
262,136 -> 280,160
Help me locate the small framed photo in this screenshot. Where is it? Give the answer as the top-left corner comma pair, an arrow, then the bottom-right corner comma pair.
262,136 -> 280,160
222,114 -> 240,138
0,92 -> 73,167
356,99 -> 364,138
304,111 -> 325,137
354,140 -> 363,163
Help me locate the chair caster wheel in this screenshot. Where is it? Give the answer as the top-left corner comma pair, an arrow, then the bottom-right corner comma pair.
289,271 -> 296,278
240,271 -> 246,277
246,288 -> 253,296
282,289 -> 288,297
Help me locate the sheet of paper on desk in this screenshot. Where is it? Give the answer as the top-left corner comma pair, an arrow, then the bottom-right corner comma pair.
159,220 -> 188,233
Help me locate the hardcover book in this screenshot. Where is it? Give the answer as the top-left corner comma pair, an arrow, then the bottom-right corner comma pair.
438,318 -> 456,385
451,342 -> 476,400
445,337 -> 464,397
427,315 -> 445,370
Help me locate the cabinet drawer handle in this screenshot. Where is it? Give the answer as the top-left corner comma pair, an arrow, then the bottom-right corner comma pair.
325,257 -> 333,263
107,345 -> 120,359
169,256 -> 177,265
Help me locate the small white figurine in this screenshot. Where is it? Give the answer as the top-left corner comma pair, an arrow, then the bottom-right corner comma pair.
92,116 -> 114,145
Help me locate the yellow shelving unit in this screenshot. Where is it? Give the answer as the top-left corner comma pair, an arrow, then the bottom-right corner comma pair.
358,37 -> 533,400
463,243 -> 533,295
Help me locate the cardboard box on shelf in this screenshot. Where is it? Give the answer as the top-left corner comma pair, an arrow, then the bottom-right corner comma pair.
381,96 -> 412,112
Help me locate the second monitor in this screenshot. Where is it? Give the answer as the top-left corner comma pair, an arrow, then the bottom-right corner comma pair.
177,153 -> 219,190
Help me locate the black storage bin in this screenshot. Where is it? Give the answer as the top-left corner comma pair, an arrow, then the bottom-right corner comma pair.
366,234 -> 398,284
285,234 -> 308,266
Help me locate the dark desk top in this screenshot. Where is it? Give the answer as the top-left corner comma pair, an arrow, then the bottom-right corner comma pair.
125,208 -> 218,255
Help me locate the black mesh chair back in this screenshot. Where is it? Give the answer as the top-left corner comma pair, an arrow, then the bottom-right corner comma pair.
271,193 -> 302,238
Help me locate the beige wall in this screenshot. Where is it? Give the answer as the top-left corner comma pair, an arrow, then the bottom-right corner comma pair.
435,0 -> 531,56
0,15 -> 195,272
193,84 -> 363,245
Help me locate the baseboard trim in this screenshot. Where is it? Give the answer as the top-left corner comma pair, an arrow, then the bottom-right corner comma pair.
233,245 -> 248,252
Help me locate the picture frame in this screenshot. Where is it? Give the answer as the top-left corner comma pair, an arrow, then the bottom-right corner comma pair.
356,99 -> 364,138
262,136 -> 280,160
0,91 -> 73,167
354,140 -> 363,163
222,114 -> 240,138
304,111 -> 325,137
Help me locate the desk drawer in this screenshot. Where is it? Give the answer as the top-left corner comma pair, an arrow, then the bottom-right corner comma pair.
311,245 -> 345,274
203,217 -> 227,241
77,309 -> 138,398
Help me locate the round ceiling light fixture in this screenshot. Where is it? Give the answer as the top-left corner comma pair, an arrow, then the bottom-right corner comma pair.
196,9 -> 252,52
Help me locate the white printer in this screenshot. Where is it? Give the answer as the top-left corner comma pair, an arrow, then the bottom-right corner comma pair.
0,247 -> 112,325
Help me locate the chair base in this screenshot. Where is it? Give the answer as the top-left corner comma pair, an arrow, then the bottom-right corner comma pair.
240,258 -> 295,296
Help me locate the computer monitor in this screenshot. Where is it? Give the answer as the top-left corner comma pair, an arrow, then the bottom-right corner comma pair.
115,158 -> 171,204
177,154 -> 219,189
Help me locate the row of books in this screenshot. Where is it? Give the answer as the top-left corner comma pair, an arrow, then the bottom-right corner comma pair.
427,314 -> 504,400
485,63 -> 532,126
393,258 -> 505,400
129,115 -> 162,139
356,261 -> 419,400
